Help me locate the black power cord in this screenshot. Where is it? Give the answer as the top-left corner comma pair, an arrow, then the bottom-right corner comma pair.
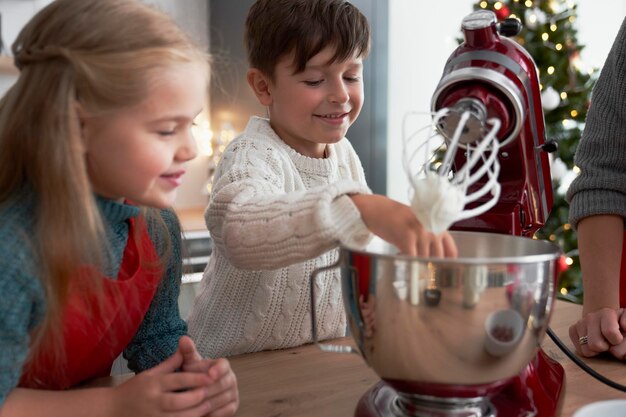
547,326 -> 626,393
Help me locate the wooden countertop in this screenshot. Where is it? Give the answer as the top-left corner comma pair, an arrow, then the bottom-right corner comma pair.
542,301 -> 626,415
98,301 -> 626,417
230,300 -> 626,417
229,338 -> 377,417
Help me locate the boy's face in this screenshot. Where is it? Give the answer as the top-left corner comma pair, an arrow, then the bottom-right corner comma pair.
81,64 -> 206,208
265,46 -> 364,158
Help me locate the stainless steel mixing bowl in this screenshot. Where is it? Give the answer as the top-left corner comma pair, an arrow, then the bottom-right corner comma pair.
311,231 -> 561,391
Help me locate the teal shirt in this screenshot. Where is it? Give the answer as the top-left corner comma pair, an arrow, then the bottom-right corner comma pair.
0,190 -> 187,404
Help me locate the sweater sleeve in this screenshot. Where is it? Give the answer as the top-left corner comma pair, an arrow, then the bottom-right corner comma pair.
566,17 -> 626,229
0,226 -> 44,406
123,209 -> 187,371
207,135 -> 371,271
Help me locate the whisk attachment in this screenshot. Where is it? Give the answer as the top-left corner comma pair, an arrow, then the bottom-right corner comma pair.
403,107 -> 502,235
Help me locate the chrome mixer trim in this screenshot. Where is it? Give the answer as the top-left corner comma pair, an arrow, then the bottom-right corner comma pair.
431,67 -> 524,148
344,232 -> 561,266
439,97 -> 489,145
393,392 -> 496,417
337,231 -> 560,385
444,50 -> 550,221
461,9 -> 497,30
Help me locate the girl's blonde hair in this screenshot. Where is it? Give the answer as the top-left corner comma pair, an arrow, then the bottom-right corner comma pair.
0,0 -> 209,359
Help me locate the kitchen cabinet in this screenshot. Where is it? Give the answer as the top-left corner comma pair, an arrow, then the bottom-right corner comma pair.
177,207 -> 211,319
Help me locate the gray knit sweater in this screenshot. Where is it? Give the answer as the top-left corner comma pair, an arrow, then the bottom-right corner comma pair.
566,17 -> 626,228
0,190 -> 187,405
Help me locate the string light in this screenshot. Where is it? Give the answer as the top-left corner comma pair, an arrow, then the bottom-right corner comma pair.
573,166 -> 581,174
541,33 -> 549,41
494,2 -> 503,10
549,234 -> 556,241
555,43 -> 563,51
480,1 -> 488,8
560,288 -> 569,295
550,23 -> 557,31
525,0 -> 533,7
563,223 -> 571,231
569,15 -> 576,23
192,113 -> 214,157
571,53 -> 584,71
547,66 -> 555,75
549,0 -> 559,11
217,122 -> 236,145
570,109 -> 578,118
509,14 -> 517,19
202,120 -> 237,194
565,257 -> 574,266
560,91 -> 568,100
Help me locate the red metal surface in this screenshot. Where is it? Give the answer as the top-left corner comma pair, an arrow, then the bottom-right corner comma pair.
434,17 -> 553,238
355,352 -> 565,417
619,230 -> 626,308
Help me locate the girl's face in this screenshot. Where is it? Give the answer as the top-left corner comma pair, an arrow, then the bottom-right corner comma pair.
265,46 -> 364,158
81,63 -> 207,208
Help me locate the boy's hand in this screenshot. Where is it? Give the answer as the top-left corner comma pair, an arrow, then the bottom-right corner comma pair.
350,194 -> 458,258
178,336 -> 239,417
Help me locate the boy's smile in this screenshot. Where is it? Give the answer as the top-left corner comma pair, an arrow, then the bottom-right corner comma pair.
252,46 -> 364,158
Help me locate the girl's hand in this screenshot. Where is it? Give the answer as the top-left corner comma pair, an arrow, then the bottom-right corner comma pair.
110,349 -> 217,417
350,194 -> 458,258
178,336 -> 239,417
569,307 -> 626,358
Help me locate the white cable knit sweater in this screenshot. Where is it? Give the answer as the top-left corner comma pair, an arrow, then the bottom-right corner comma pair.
187,117 -> 372,358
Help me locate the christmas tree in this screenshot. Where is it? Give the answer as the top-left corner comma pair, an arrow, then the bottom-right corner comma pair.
468,0 -> 597,302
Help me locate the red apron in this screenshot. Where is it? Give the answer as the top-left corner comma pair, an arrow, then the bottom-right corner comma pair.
19,216 -> 163,389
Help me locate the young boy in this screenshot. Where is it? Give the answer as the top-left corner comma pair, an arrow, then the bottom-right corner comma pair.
187,0 -> 457,358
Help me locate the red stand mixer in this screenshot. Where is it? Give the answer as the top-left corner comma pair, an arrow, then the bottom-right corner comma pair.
430,9 -> 556,238
310,9 -> 564,417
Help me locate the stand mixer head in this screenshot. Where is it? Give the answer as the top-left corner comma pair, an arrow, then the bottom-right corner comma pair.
427,9 -> 556,237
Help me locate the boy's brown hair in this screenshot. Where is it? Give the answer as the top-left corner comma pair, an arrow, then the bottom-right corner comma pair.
244,0 -> 370,79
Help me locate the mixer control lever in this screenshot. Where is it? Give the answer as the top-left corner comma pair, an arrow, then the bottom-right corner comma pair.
539,140 -> 559,153
497,18 -> 523,37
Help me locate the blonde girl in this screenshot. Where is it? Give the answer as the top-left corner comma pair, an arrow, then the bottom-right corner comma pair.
0,0 -> 238,416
